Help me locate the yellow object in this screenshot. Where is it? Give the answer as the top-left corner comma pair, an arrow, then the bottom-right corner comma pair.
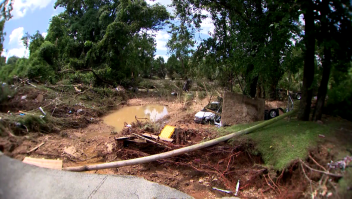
159,125 -> 176,139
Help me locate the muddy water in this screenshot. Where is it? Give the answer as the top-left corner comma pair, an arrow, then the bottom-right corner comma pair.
103,105 -> 168,132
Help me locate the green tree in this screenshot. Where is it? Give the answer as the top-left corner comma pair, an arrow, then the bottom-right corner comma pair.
312,0 -> 352,121
174,0 -> 300,97
0,0 -> 13,55
50,0 -> 169,86
153,56 -> 166,79
6,56 -> 19,65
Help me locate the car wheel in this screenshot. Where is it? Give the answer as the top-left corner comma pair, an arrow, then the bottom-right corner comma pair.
296,94 -> 301,100
269,109 -> 278,119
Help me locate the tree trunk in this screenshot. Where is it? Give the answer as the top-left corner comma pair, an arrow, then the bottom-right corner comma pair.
297,0 -> 315,121
269,80 -> 278,100
312,0 -> 332,121
244,64 -> 258,98
261,84 -> 265,98
256,79 -> 262,98
313,47 -> 331,121
249,75 -> 258,98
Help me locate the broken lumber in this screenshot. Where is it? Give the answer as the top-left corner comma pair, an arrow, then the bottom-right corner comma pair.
23,157 -> 62,170
142,133 -> 173,142
132,133 -> 171,149
27,141 -> 45,153
64,110 -> 297,172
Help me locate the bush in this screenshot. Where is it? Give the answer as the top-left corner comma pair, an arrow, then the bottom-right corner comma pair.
27,54 -> 56,83
38,41 -> 57,66
326,67 -> 352,120
69,72 -> 95,85
69,58 -> 85,70
0,83 -> 15,103
0,58 -> 30,83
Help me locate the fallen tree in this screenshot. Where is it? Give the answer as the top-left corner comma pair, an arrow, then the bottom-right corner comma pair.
64,109 -> 298,172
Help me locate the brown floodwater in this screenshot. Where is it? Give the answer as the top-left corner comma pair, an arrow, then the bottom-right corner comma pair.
103,105 -> 168,132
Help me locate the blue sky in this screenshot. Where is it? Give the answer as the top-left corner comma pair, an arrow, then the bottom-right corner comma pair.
2,0 -> 214,61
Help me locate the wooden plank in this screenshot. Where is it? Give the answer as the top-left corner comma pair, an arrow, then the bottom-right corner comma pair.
23,157 -> 62,170
27,141 -> 45,153
133,133 -> 171,149
142,133 -> 173,142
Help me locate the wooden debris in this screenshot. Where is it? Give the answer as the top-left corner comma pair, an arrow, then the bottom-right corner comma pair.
132,133 -> 171,149
74,86 -> 81,92
115,136 -> 131,140
212,187 -> 233,194
27,141 -> 45,153
23,157 -> 62,170
27,82 -> 37,88
63,146 -> 79,158
142,133 -> 173,142
35,94 -> 44,102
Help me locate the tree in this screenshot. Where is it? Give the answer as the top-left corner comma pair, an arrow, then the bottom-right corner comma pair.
46,0 -> 169,86
166,1 -> 198,78
153,56 -> 166,79
0,0 -> 13,55
6,56 -> 19,65
21,31 -> 45,56
172,0 -> 300,97
312,0 -> 352,121
0,56 -> 6,66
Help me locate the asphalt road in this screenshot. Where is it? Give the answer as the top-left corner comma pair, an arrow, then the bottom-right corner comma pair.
0,152 -> 192,199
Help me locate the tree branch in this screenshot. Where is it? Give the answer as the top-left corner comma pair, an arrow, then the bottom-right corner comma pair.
299,159 -> 343,178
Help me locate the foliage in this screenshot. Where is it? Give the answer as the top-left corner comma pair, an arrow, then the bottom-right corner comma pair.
26,50 -> 56,83
38,41 -> 57,66
0,0 -> 13,55
6,56 -> 18,65
326,66 -> 352,120
28,31 -> 45,55
0,56 -> 5,66
338,169 -> 352,198
44,0 -> 169,86
0,58 -> 28,82
0,83 -> 15,103
16,115 -> 52,134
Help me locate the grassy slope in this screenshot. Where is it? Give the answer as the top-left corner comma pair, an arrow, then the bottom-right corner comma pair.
221,119 -> 336,170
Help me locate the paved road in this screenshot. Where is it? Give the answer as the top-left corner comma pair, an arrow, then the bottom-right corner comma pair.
0,152 -> 192,199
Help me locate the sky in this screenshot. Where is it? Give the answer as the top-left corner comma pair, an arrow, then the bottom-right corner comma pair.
2,0 -> 214,62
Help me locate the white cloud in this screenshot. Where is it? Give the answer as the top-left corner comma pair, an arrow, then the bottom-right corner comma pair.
156,40 -> 168,51
147,0 -> 172,6
4,27 -> 28,59
155,55 -> 169,61
199,11 -> 215,36
147,0 -> 174,13
3,47 -> 29,59
42,32 -> 48,38
12,0 -> 53,19
9,27 -> 24,46
150,30 -> 170,52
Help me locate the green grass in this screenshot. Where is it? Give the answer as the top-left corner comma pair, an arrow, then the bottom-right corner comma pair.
221,119 -> 334,170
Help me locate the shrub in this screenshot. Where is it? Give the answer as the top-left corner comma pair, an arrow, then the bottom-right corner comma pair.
326,67 -> 352,120
38,41 -> 57,66
0,83 -> 15,103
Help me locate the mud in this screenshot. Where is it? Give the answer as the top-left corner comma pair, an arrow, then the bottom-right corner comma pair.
103,105 -> 168,132
1,85 -> 348,199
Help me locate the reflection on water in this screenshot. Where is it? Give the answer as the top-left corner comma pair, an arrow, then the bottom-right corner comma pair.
103,105 -> 168,132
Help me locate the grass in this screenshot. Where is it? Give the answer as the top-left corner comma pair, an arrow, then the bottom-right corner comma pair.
220,119 -> 334,170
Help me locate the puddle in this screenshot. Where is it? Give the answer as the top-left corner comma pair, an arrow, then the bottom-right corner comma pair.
103,105 -> 168,132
